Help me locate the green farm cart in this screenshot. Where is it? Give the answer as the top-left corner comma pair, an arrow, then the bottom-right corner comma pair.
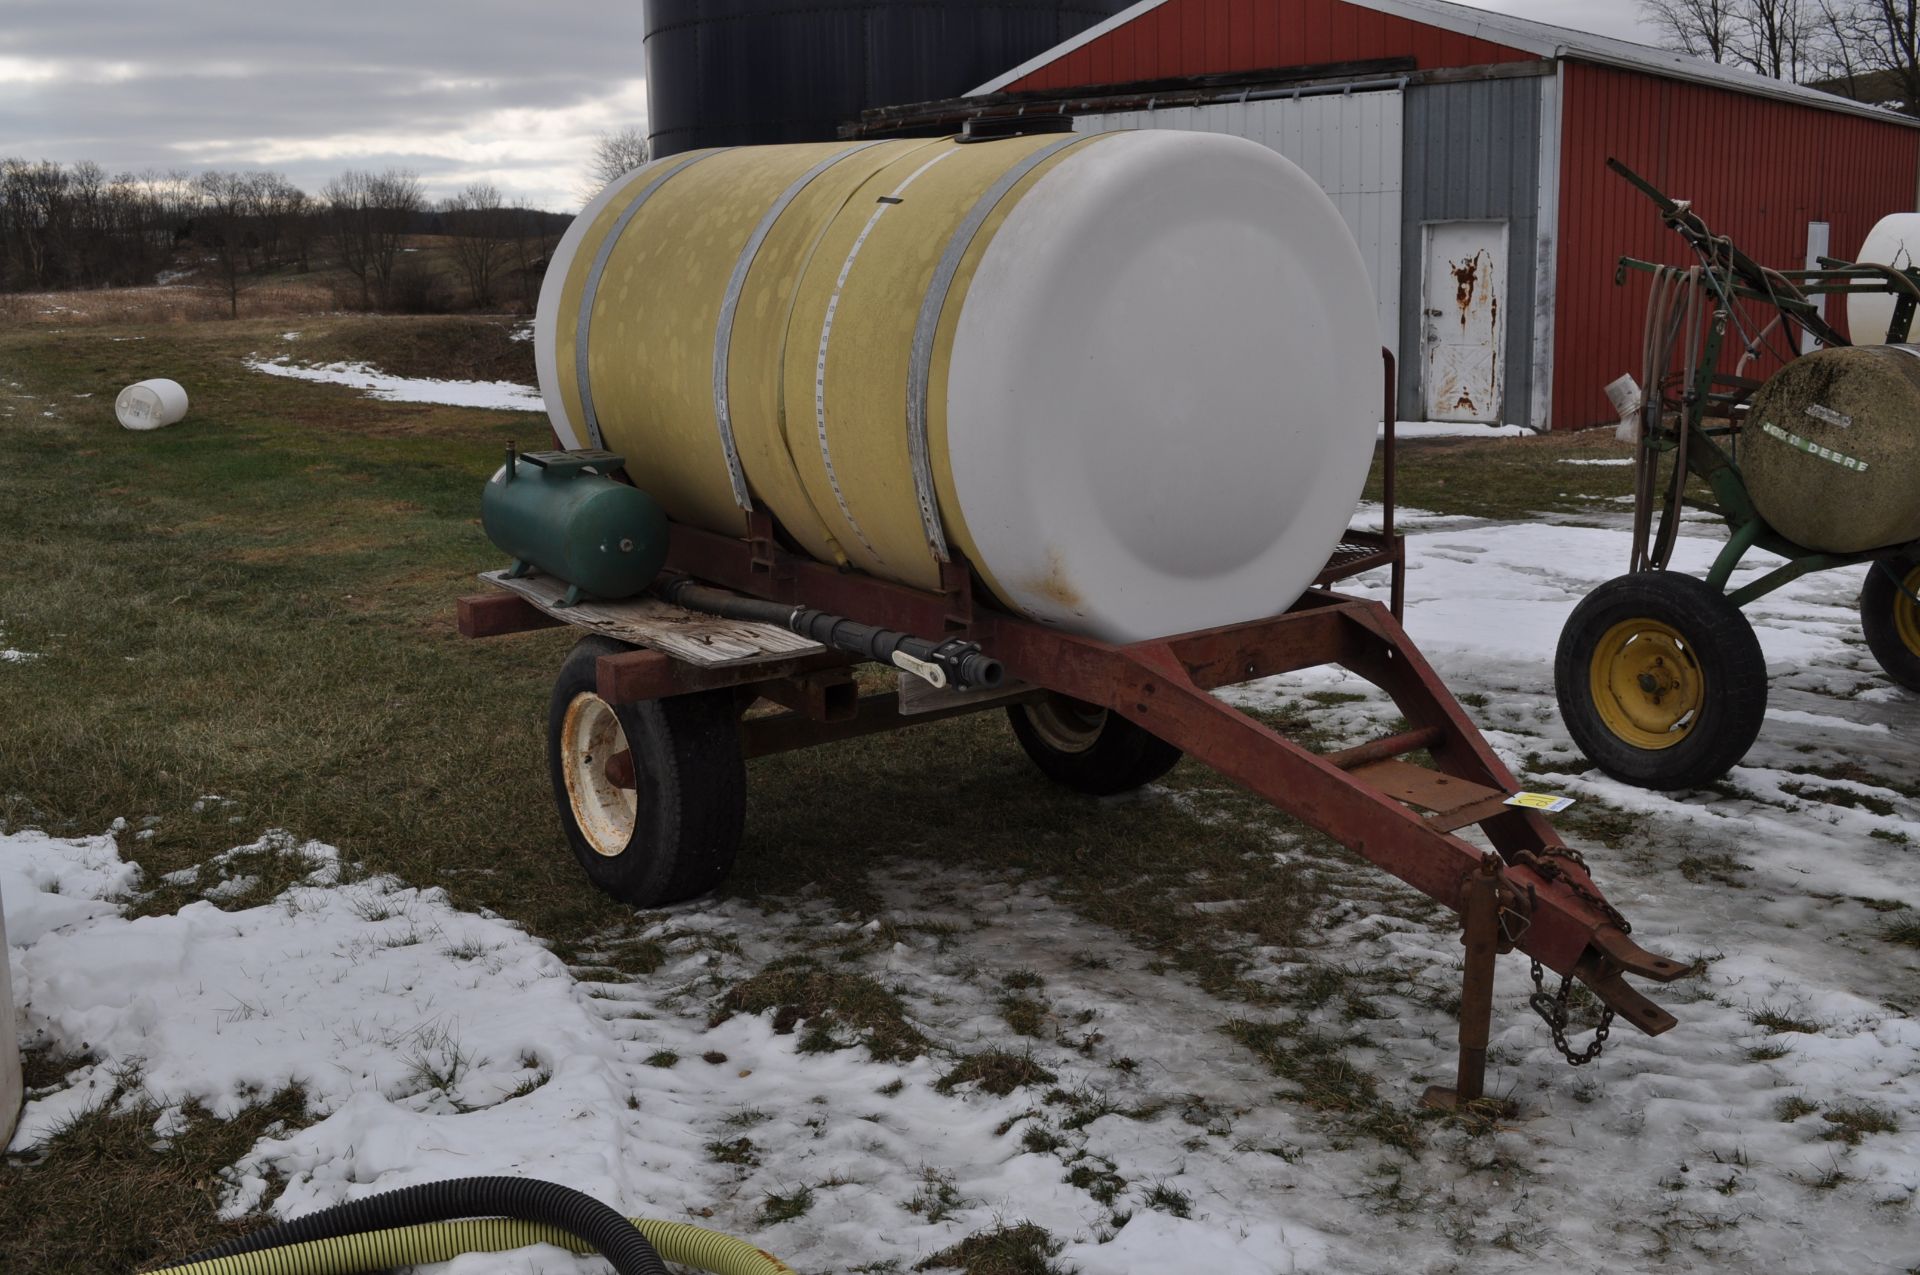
1554,160 -> 1920,790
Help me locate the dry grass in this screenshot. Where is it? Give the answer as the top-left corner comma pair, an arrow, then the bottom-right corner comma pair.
716,958 -> 930,1062
0,1077 -> 305,1274
915,1222 -> 1067,1274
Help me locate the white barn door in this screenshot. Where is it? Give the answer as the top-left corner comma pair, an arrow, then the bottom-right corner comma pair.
1421,220 -> 1507,423
1075,90 -> 1404,350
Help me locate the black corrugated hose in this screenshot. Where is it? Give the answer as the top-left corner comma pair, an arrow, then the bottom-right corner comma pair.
160,1176 -> 669,1275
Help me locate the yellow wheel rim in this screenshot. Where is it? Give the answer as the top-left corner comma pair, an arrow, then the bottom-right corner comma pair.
1589,618 -> 1705,750
1895,564 -> 1920,658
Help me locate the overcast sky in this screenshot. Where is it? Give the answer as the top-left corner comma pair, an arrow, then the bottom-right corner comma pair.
1,0 -> 1659,212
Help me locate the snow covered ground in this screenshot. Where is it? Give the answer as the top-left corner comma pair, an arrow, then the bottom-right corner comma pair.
244,355 -> 545,413
5,509 -> 1917,1274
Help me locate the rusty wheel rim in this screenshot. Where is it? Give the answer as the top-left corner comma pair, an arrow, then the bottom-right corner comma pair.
1026,694 -> 1108,754
561,693 -> 636,857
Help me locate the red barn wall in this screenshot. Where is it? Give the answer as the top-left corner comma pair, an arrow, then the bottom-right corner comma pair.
1002,0 -> 1535,91
1554,61 -> 1920,429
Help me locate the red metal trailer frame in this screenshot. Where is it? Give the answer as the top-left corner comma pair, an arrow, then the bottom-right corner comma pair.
457,353 -> 1685,1103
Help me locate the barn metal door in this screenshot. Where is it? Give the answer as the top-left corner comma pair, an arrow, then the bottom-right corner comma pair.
1075,90 -> 1403,349
1422,221 -> 1506,423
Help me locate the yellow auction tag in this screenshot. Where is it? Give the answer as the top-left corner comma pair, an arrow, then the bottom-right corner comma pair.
1504,791 -> 1574,813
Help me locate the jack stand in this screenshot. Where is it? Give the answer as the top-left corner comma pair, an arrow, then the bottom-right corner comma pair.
1423,852 -> 1503,1111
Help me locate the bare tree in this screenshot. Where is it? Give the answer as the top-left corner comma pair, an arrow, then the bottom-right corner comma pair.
322,167 -> 421,308
580,126 -> 649,202
192,170 -> 250,317
443,181 -> 510,308
366,168 -> 423,300
323,169 -> 376,307
1834,0 -> 1920,112
508,205 -> 559,312
1641,0 -> 1742,61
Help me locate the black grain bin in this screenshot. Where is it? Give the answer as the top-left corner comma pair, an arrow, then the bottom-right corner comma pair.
642,0 -> 1134,157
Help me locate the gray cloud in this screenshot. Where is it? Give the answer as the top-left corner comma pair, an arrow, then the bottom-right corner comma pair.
1,0 -> 652,209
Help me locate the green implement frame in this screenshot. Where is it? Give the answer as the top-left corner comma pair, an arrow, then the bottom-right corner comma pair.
1608,157 -> 1920,606
1548,159 -> 1919,792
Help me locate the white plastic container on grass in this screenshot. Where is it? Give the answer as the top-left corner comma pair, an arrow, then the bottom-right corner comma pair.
115,378 -> 188,431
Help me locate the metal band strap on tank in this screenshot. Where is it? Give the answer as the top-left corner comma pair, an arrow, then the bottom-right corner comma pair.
813,146 -> 960,563
711,141 -> 887,511
906,133 -> 1088,560
573,148 -> 727,449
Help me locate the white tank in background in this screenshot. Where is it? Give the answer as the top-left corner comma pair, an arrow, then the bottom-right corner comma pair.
115,378 -> 189,431
1848,213 -> 1920,345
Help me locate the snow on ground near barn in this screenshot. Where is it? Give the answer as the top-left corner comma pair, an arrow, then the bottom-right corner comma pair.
5,509 -> 1918,1274
243,355 -> 545,412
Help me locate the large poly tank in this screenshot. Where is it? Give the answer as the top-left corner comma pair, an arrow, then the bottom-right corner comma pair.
642,0 -> 1134,157
1848,213 -> 1920,345
1743,344 -> 1920,553
533,131 -> 1380,644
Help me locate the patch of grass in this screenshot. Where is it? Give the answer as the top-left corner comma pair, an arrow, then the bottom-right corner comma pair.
1775,1095 -> 1820,1122
1747,1043 -> 1791,1062
1063,1156 -> 1127,1205
717,959 -> 928,1062
1676,854 -> 1750,887
1880,916 -> 1920,949
998,994 -> 1048,1038
905,1168 -> 967,1222
1225,1019 -> 1420,1151
1781,783 -> 1897,818
936,1049 -> 1056,1097
0,1081 -> 306,1274
643,1050 -> 680,1069
877,1078 -> 906,1097
757,1185 -> 815,1226
1141,1181 -> 1192,1218
1751,1008 -> 1820,1035
1020,1123 -> 1065,1155
1361,428 -> 1641,522
723,1107 -> 771,1129
1820,1102 -> 1899,1145
1000,969 -> 1045,991
914,1222 -> 1066,1274
705,1137 -> 758,1166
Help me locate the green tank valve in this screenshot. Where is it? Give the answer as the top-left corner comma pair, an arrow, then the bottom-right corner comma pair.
481,448 -> 668,606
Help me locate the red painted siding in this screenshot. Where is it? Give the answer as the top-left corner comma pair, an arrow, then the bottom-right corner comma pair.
1554,62 -> 1920,429
1005,0 -> 1535,91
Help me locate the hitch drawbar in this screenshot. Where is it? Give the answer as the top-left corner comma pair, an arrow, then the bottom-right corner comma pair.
659,578 -> 1003,691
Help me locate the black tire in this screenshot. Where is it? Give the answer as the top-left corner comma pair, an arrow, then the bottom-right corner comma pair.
1860,554 -> 1920,693
546,635 -> 745,906
1554,571 -> 1768,791
1007,693 -> 1182,796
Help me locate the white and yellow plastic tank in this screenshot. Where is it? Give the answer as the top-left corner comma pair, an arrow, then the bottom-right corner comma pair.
532,128 -> 1381,644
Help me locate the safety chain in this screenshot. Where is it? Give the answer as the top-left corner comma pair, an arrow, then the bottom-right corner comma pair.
1529,959 -> 1614,1066
1517,845 -> 1623,1065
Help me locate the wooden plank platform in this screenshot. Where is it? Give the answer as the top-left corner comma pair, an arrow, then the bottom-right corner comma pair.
477,570 -> 824,668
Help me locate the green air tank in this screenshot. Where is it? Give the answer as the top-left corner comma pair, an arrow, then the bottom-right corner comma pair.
481,448 -> 668,605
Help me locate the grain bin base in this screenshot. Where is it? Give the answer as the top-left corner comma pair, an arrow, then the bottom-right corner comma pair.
459,520 -> 1684,1105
